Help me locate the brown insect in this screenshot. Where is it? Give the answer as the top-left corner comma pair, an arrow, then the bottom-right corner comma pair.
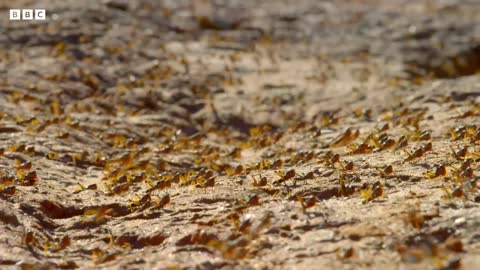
16,160 -> 32,170
404,142 -> 432,162
153,193 -> 171,209
320,113 -> 339,127
423,165 -> 447,179
0,185 -> 15,195
328,128 -> 360,147
82,208 -> 115,225
92,249 -> 119,265
471,127 -> 480,143
337,246 -> 355,260
129,193 -> 151,212
353,108 -> 372,119
270,159 -> 284,169
422,142 -> 433,152
376,165 -> 394,177
451,146 -> 468,160
347,142 -> 373,155
297,196 -> 316,211
273,169 -> 296,186
44,235 -> 72,252
147,179 -> 171,193
373,135 -> 395,152
225,165 -> 244,176
321,151 -> 340,167
418,131 -> 431,141
108,182 -> 130,195
23,171 -> 37,186
337,173 -> 356,197
23,231 -> 39,248
404,148 -> 424,161
359,181 -> 384,203
251,175 -> 267,187
195,177 -> 215,189
394,135 -> 409,151
459,158 -> 473,171
246,194 -> 260,206
298,171 -> 315,181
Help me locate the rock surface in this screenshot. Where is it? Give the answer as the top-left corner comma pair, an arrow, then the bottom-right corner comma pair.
1,0 -> 480,269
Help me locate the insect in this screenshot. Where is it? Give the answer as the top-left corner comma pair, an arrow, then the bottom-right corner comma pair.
43,235 -> 71,252
404,142 -> 432,162
92,249 -> 119,265
207,237 -> 250,260
108,232 -> 131,249
16,160 -> 32,170
337,246 -> 355,260
353,108 -> 372,119
404,147 -> 425,161
270,159 -> 284,169
444,237 -> 463,253
453,105 -> 480,119
128,193 -> 151,212
471,127 -> 480,143
373,135 -> 396,152
246,194 -> 260,206
376,165 -> 394,178
459,158 -> 473,171
328,128 -> 360,147
23,171 -> 37,186
309,127 -> 322,138
225,165 -> 244,176
0,184 -> 15,195
153,193 -> 171,209
422,142 -> 433,152
458,167 -> 473,182
408,130 -> 432,141
195,177 -> 215,189
418,131 -> 432,141
451,146 -> 468,160
298,171 -> 315,181
8,144 -> 26,153
226,147 -> 242,159
423,165 -> 447,179
320,112 -> 339,127
288,151 -> 316,164
249,125 -> 271,137
16,168 -> 37,186
273,169 -> 296,186
147,179 -> 171,193
347,142 -> 373,155
359,181 -> 384,203
320,151 -> 340,167
251,175 -> 267,187
449,125 -> 477,141
23,231 -> 40,248
337,173 -> 356,196
394,135 -> 409,151
297,196 -> 316,211
107,182 -> 130,196
82,207 -> 115,225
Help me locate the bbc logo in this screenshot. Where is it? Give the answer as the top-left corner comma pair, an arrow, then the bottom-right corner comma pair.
10,9 -> 46,20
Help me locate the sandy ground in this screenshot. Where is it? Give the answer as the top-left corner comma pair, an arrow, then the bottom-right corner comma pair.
1,0 -> 480,269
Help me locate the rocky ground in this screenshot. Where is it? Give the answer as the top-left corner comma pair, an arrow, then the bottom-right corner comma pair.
1,0 -> 480,269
